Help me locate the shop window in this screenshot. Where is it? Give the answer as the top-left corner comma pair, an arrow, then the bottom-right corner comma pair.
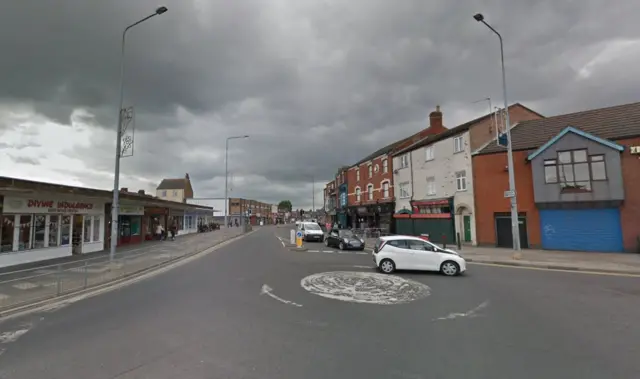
18,215 -> 32,251
49,215 -> 60,247
93,216 -> 101,242
1,215 -> 14,253
84,216 -> 92,243
61,216 -> 71,246
32,215 -> 46,249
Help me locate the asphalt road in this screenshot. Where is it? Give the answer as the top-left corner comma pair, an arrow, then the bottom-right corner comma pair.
1,226 -> 639,378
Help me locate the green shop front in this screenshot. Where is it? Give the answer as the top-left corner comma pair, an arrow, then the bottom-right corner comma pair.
393,198 -> 455,244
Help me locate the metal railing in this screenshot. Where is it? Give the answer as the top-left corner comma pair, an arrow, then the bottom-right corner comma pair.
0,226 -> 249,312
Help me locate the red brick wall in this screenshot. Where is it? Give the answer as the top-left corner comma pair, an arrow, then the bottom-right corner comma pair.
472,150 -> 541,247
618,137 -> 640,252
347,153 -> 394,206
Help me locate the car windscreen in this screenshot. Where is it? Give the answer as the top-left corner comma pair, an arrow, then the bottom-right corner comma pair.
339,230 -> 354,237
304,224 -> 321,230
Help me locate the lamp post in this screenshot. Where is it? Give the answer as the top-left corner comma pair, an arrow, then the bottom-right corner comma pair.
474,13 -> 521,251
110,6 -> 168,263
224,135 -> 250,228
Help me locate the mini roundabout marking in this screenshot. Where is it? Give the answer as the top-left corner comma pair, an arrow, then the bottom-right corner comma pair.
300,271 -> 431,305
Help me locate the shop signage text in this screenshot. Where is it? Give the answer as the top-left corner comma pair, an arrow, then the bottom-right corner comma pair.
2,197 -> 103,215
630,146 -> 640,155
119,205 -> 145,215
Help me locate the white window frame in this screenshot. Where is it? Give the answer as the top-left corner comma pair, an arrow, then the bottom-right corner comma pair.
425,146 -> 434,161
382,159 -> 388,173
400,154 -> 409,169
355,187 -> 361,202
454,136 -> 464,153
381,181 -> 390,198
368,165 -> 373,178
426,176 -> 436,196
399,182 -> 411,199
367,184 -> 374,200
456,171 -> 467,191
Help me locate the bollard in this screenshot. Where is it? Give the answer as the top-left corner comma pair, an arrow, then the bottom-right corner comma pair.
56,264 -> 62,296
442,234 -> 447,249
456,232 -> 462,250
290,229 -> 296,245
83,261 -> 88,289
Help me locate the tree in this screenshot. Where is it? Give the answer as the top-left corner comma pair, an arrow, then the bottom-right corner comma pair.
278,200 -> 292,211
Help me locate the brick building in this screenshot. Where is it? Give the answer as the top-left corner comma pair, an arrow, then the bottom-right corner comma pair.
227,197 -> 273,226
472,101 -> 640,252
156,173 -> 194,203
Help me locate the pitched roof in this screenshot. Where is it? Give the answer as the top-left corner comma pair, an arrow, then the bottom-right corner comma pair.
527,126 -> 625,161
157,178 -> 189,190
477,101 -> 640,156
354,137 -> 412,166
393,103 -> 540,156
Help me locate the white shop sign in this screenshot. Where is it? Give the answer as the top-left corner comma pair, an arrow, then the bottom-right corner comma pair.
119,205 -> 145,215
2,196 -> 103,215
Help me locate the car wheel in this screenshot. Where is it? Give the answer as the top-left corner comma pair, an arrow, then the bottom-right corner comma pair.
379,259 -> 395,274
339,242 -> 345,250
440,261 -> 460,276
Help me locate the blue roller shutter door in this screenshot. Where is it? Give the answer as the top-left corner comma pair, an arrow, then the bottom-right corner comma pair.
540,208 -> 623,252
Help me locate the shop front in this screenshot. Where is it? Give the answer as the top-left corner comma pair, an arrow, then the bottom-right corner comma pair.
146,207 -> 169,240
351,202 -> 394,233
117,204 -> 145,246
0,195 -> 105,268
180,211 -> 198,235
393,197 -> 455,244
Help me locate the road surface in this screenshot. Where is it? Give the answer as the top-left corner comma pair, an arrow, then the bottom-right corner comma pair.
1,226 -> 639,378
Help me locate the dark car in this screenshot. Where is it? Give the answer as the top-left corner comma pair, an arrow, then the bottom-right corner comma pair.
325,229 -> 365,250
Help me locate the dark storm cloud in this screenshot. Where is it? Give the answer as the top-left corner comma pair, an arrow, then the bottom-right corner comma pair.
3,0 -> 640,208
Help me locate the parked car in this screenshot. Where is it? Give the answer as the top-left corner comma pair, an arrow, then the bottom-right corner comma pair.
325,229 -> 365,250
373,235 -> 466,276
298,222 -> 325,242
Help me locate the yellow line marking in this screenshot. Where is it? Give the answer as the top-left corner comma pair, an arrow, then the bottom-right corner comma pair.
468,262 -> 640,277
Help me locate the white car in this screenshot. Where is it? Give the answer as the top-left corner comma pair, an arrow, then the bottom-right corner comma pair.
373,235 -> 466,276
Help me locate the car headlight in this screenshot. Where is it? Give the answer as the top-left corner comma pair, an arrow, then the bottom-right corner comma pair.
343,238 -> 349,243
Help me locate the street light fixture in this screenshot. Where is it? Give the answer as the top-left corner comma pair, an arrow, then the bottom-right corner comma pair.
110,6 -> 168,263
474,13 -> 521,251
224,135 -> 250,228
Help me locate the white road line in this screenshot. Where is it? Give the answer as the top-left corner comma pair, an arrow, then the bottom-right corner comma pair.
12,282 -> 39,290
260,284 -> 303,307
0,328 -> 30,344
0,293 -> 9,301
308,250 -> 320,253
433,300 -> 489,321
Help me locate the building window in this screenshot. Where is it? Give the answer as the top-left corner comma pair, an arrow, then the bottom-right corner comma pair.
455,171 -> 467,191
590,155 -> 607,180
84,216 -> 92,243
454,136 -> 464,153
356,170 -> 360,181
382,182 -> 390,198
557,149 -> 591,191
399,182 -> 411,198
426,177 -> 436,195
382,159 -> 388,173
93,216 -> 101,242
355,187 -> 361,202
173,190 -> 178,196
367,184 -> 374,200
32,215 -> 46,249
368,165 -> 373,178
544,159 -> 558,183
48,215 -> 59,247
400,154 -> 409,169
1,215 -> 15,253
18,215 -> 32,251
61,216 -> 71,245
162,191 -> 167,197
425,146 -> 434,161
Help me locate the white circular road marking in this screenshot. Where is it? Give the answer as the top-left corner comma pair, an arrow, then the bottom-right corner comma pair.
300,271 -> 431,305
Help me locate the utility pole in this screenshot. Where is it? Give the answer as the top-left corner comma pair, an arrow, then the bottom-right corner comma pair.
312,177 -> 315,212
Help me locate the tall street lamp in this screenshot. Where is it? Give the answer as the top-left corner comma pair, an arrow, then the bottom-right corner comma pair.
224,135 -> 250,228
110,6 -> 169,263
474,13 -> 521,251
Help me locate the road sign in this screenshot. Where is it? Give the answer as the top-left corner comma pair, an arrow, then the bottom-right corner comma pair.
504,190 -> 515,198
296,231 -> 303,238
296,231 -> 304,248
497,132 -> 508,147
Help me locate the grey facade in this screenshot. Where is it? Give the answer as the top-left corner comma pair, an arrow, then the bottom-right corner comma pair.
530,130 -> 624,205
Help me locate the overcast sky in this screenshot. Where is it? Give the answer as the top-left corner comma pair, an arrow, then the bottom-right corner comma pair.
1,0 -> 639,210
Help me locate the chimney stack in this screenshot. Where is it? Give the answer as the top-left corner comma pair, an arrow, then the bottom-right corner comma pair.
185,173 -> 190,180
429,105 -> 444,132
138,189 -> 145,195
120,187 -> 128,192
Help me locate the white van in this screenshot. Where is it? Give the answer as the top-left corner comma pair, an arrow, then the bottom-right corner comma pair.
297,221 -> 324,242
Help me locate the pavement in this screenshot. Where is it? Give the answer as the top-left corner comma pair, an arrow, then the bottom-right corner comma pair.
362,237 -> 640,275
1,225 -> 639,378
0,226 -> 247,312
